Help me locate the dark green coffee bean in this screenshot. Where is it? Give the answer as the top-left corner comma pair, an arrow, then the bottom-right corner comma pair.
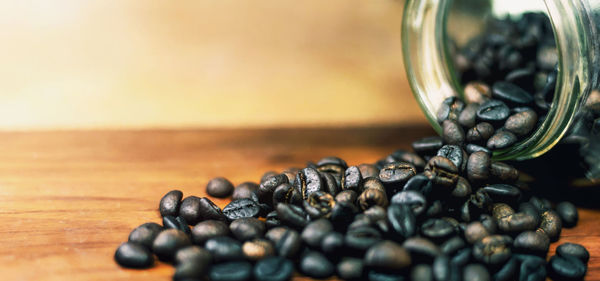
209,261 -> 252,281
191,220 -> 229,245
152,229 -> 191,261
205,236 -> 243,262
515,254 -> 547,281
114,242 -> 154,268
159,190 -> 183,217
265,210 -> 281,229
128,222 -> 162,249
403,174 -> 433,196
463,264 -> 490,281
519,202 -> 541,227
442,120 -> 466,145
424,156 -> 459,187
465,144 -> 492,155
232,181 -> 259,201
321,231 -> 344,256
368,270 -> 408,281
556,243 -> 590,264
432,255 -> 452,281
437,145 -> 467,172
223,198 -> 261,221
479,214 -> 498,234
321,172 -> 341,196
481,184 -> 521,205
411,264 -> 434,281
230,217 -> 265,241
242,239 -> 274,261
364,240 -> 411,270
330,201 -> 359,231
556,201 -> 578,228
206,177 -> 234,198
493,257 -> 518,281
390,190 -> 427,216
301,219 -> 333,248
303,191 -> 336,219
300,251 -> 334,279
253,256 -> 294,281
179,196 -> 204,225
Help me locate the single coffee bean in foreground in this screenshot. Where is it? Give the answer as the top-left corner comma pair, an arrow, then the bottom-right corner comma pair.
206,177 -> 234,198
114,242 -> 154,268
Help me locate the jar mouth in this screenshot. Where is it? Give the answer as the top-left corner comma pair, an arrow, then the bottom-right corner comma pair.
402,0 -> 592,161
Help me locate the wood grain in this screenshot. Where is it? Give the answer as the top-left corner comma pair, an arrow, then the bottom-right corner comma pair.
0,128 -> 597,281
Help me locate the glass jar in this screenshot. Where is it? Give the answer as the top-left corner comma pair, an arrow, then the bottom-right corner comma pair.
401,0 -> 600,163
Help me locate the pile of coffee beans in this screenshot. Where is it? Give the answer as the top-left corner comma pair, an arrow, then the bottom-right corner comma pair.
446,12 -> 559,151
115,133 -> 590,280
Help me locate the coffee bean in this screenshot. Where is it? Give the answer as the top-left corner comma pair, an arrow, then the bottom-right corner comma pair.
162,216 -> 191,236
205,236 -> 243,262
345,226 -> 382,252
492,81 -> 534,105
442,120 -> 466,145
358,188 -> 389,211
276,203 -> 308,229
379,162 -> 417,193
412,136 -> 444,156
258,174 -> 289,205
223,198 -> 261,221
114,242 -> 154,268
261,171 -> 278,184
513,231 -> 549,257
253,256 -> 294,281
152,229 -> 191,261
321,231 -> 344,255
232,182 -> 259,201
402,237 -> 441,262
300,251 -> 335,279
174,245 -> 211,266
481,184 -> 521,205
275,228 -> 301,258
490,162 -> 520,183
317,156 -> 348,174
465,144 -> 492,155
539,210 -> 562,241
390,191 -> 427,216
294,167 -> 325,200
459,103 -> 480,129
472,235 -> 512,265
421,218 -> 456,242
230,217 -> 265,241
281,167 -> 300,183
242,239 -> 274,261
209,261 -> 253,281
411,264 -> 434,281
515,254 -> 547,281
505,68 -> 535,90
206,177 -> 234,198
128,222 -> 162,249
466,122 -> 495,144
505,109 -> 538,136
426,200 -> 444,218
464,222 -> 489,244
387,204 -> 417,240
493,257 -> 518,281
337,257 -> 364,280
368,270 -> 408,281
529,197 -> 552,212
487,130 -> 518,150
389,150 -> 427,170
265,211 -> 281,229
335,190 -> 358,205
365,240 -> 411,270
159,190 -> 183,217
467,151 -> 491,182
556,202 -> 578,228
179,196 -> 204,225
451,176 -> 472,201
342,166 -> 363,192
199,197 -> 227,222
440,236 -> 466,256
424,156 -> 459,187
492,203 -> 515,220
173,260 -> 208,281
548,255 -> 587,281
303,191 -> 336,219
519,202 -> 542,227
461,190 -> 493,222
191,220 -> 229,245
463,264 -> 490,281
301,219 -> 333,248
330,201 -> 359,231
477,100 -> 510,124
432,255 -> 453,281
437,145 -> 468,172
319,171 -> 340,196
556,243 -> 590,264
437,97 -> 466,122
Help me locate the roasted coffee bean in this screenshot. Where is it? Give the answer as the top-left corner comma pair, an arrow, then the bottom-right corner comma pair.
493,257 -> 518,281
300,251 -> 335,279
403,174 -> 433,195
390,191 -> 427,216
513,231 -> 549,257
466,122 -> 495,144
330,201 -> 359,231
465,144 -> 492,155
556,243 -> 590,264
473,235 -> 512,265
209,261 -> 253,281
529,196 -> 552,212
477,99 -> 510,124
342,166 -> 363,192
230,217 -> 265,241
294,167 -> 324,200
173,260 -> 208,281
492,203 -> 515,221
265,226 -> 287,243
548,255 -> 587,281
556,201 -> 578,228
365,240 -> 411,270
451,176 -> 472,201
281,167 -> 300,183
128,222 -> 162,249
437,97 -> 466,122
317,156 -> 348,174
487,130 -> 518,150
442,120 -> 466,145
463,264 -> 490,281
345,226 -> 382,252
505,68 -> 535,89
387,204 -> 416,240
152,229 -> 192,261
232,181 -> 259,201
481,184 -> 521,205
461,190 -> 493,222
206,177 -> 234,198
258,174 -> 289,205
223,198 -> 260,221
261,171 -> 278,184
242,239 -> 274,261
337,257 -> 364,280
303,191 -> 336,219
412,136 -> 444,156
162,216 -> 191,236
437,145 -> 468,172
358,163 -> 380,179
114,242 -> 154,268
276,203 -> 308,229
379,162 -> 417,193
358,188 -> 389,211
265,211 -> 281,229
254,256 -> 294,281
402,237 -> 441,262
432,255 -> 453,281
191,220 -> 229,245
362,177 -> 386,192
205,236 -> 243,262
179,196 -> 204,225
411,264 -> 434,281
459,103 -> 480,129
426,200 -> 444,218
492,81 -> 534,105
368,270 -> 408,281
440,236 -> 466,255
389,150 -> 427,170
424,156 -> 459,187
539,210 -> 562,241
519,202 -> 541,227
199,197 -> 227,222
174,245 -> 211,266
464,222 -> 489,244
272,183 -> 302,207
505,109 -> 538,136
467,151 -> 491,182
335,189 -> 358,205
275,228 -> 301,258
515,254 -> 547,281
464,82 -> 491,104
321,172 -> 341,196
320,231 -> 344,255
421,218 -> 456,242
301,219 -> 333,248
490,162 -> 520,183
159,190 -> 183,217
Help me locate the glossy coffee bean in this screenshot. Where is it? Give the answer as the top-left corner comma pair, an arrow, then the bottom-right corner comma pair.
459,103 -> 480,129
490,161 -> 520,183
473,235 -> 512,265
242,239 -> 274,261
265,211 -> 281,229
232,181 -> 259,201
300,251 -> 335,279
345,226 -> 382,252
152,229 -> 192,261
209,261 -> 253,281
403,174 -> 433,195
379,162 -> 417,193
304,191 -> 336,219
358,163 -> 380,179
477,100 -> 510,124
451,176 -> 472,200
205,236 -> 243,262
461,190 -> 493,222
179,196 -> 204,225
258,174 -> 289,205
254,256 -> 294,281
498,213 -> 538,235
481,184 -> 521,205
390,190 -> 427,216
462,264 -> 490,281
402,237 -> 441,262
230,217 -> 265,241
437,96 -> 465,122
191,220 -> 229,245
321,231 -> 344,255
114,242 -> 154,268
174,245 -> 211,265
412,136 -> 444,156
162,216 -> 191,236
466,122 -> 495,144
276,203 -> 308,229
317,156 -> 348,174
389,150 -> 427,170
556,201 -> 578,228
487,130 -> 518,150
128,222 -> 162,249
411,264 -> 434,281
424,156 -> 459,187
513,231 -> 549,257
465,143 -> 492,155
440,236 -> 466,256
556,243 -> 590,264
223,198 -> 261,221
539,210 -> 562,241
464,222 -> 489,244
368,270 -> 408,281
275,228 -> 301,258
272,183 -> 302,207
301,219 -> 333,248
505,109 -> 538,136
362,177 -> 386,192
200,197 -> 227,222
261,171 -> 278,184
173,260 -> 208,281
337,257 -> 364,280
519,202 -> 541,226
387,204 -> 416,240
493,257 -> 518,281
548,255 -> 587,281
294,167 -> 324,200
330,201 -> 359,231
437,145 -> 467,172
364,240 -> 411,270
342,166 -> 363,192
321,171 -> 341,196
442,120 -> 466,145
159,190 -> 183,217
467,151 -> 491,182
421,218 -> 456,242
515,254 -> 547,281
358,188 -> 389,211
492,81 -> 534,105
206,177 -> 234,198
335,190 -> 358,205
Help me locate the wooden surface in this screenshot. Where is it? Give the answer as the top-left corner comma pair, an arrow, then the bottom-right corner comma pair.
0,127 -> 598,281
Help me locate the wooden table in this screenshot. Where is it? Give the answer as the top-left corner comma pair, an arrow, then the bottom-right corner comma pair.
0,127 -> 598,281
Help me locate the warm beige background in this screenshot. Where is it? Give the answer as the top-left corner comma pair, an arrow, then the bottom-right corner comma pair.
0,0 -> 425,130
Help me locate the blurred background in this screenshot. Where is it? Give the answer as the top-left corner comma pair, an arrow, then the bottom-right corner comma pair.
0,0 -> 426,130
